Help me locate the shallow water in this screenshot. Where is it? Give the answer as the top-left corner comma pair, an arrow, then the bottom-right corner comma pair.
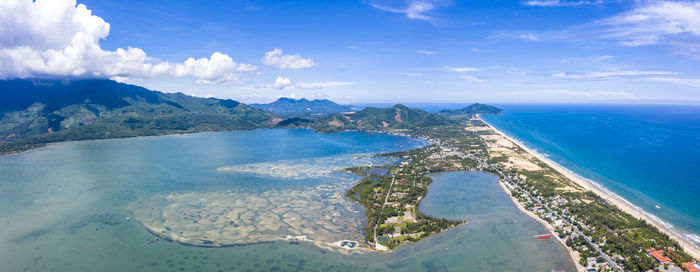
0,129 -> 574,271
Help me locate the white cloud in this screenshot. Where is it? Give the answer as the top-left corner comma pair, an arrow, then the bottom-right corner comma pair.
470,48 -> 480,53
273,76 -> 293,89
552,70 -> 673,79
173,52 -> 258,85
522,0 -> 603,7
445,66 -> 480,73
270,77 -> 353,90
460,75 -> 484,83
518,33 -> 538,41
537,89 -> 637,99
0,0 -> 255,85
261,49 -> 315,69
648,77 -> 700,88
596,55 -> 614,62
417,50 -> 436,55
597,1 -> 700,47
369,0 -> 445,23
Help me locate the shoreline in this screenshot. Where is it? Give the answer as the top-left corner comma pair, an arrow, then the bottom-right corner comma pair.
479,116 -> 700,259
497,181 -> 585,272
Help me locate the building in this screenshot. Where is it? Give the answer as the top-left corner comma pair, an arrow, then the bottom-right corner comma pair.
646,248 -> 671,264
586,257 -> 598,271
682,260 -> 700,272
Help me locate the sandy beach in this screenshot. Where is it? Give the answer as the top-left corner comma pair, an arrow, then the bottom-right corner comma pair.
479,116 -> 700,259
498,181 -> 586,272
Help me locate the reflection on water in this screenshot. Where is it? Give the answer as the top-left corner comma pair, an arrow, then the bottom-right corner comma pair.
0,129 -> 575,271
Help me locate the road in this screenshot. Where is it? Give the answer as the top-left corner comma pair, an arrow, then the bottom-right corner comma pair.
373,166 -> 399,250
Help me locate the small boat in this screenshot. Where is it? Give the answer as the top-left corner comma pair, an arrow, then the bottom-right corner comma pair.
534,234 -> 552,240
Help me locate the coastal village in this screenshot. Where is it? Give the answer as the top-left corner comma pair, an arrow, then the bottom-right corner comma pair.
345,117 -> 699,272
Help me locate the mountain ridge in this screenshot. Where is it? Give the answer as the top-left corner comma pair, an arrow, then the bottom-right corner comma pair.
312,104 -> 448,132
0,79 -> 277,153
1,78 -> 501,154
437,103 -> 503,118
249,97 -> 354,117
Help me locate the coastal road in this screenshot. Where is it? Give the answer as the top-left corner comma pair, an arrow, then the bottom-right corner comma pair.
503,174 -> 623,272
459,125 -> 623,271
373,165 -> 400,251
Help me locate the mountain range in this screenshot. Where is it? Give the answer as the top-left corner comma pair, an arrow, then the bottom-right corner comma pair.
0,79 -> 276,153
249,97 -> 354,117
0,79 -> 500,154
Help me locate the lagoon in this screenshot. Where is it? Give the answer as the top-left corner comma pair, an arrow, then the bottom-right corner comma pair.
0,129 -> 574,271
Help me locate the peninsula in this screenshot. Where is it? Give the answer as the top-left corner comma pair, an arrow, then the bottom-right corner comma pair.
313,104 -> 698,271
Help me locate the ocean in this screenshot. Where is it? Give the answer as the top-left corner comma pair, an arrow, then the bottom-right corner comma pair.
0,129 -> 575,271
481,104 -> 700,247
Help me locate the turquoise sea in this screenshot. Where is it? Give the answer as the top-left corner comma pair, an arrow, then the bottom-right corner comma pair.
0,129 -> 576,271
481,104 -> 700,248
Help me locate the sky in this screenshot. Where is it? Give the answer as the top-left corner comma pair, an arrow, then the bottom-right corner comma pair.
1,0 -> 700,104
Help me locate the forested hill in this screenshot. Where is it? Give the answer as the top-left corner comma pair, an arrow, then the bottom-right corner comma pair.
438,103 -> 503,118
312,104 -> 448,132
0,79 -> 503,154
249,97 -> 354,118
0,79 -> 278,154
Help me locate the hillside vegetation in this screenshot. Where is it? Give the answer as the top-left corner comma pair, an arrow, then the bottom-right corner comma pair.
0,79 -> 277,154
312,104 -> 448,132
1,79 -> 501,154
249,97 -> 354,118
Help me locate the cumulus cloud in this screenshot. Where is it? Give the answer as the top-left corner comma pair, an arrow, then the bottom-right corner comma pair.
271,77 -> 353,90
0,0 -> 255,85
272,76 -> 293,89
261,49 -> 315,69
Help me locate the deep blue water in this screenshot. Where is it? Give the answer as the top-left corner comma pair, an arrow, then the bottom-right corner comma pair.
481,104 -> 700,245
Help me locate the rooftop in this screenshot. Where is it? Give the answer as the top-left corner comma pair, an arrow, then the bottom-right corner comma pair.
648,249 -> 671,264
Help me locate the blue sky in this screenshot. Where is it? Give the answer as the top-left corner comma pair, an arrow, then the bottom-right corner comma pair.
2,0 -> 700,103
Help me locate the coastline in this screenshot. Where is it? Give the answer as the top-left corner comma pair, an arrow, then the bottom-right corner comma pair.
479,116 -> 700,259
497,181 -> 586,272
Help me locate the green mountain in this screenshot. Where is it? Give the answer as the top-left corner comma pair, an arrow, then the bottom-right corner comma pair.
437,103 -> 502,118
0,79 -> 278,154
312,104 -> 447,132
249,97 -> 354,118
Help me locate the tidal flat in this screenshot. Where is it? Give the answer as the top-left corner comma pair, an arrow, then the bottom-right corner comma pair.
0,129 -> 574,271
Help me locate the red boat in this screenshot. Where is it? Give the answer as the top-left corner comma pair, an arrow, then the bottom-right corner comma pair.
534,234 -> 552,240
